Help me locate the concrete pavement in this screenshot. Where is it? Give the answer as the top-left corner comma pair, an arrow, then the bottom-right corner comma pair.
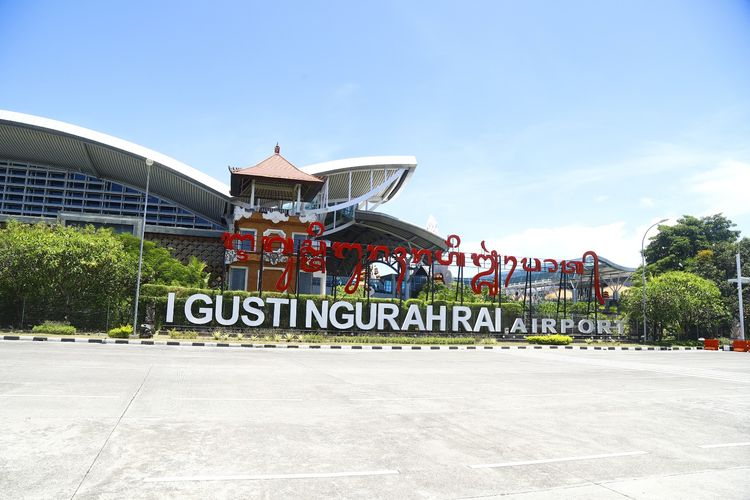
0,342 -> 748,499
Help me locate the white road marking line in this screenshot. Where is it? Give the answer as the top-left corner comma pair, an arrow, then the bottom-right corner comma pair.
350,396 -> 465,401
469,450 -> 648,469
144,469 -> 400,482
699,441 -> 750,449
0,394 -> 117,398
494,387 -> 698,398
172,397 -> 303,402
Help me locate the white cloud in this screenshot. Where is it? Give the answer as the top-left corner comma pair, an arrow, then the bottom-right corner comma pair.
463,222 -> 639,267
461,218 -> 678,268
639,197 -> 655,208
511,142 -> 723,195
594,195 -> 609,204
685,159 -> 750,216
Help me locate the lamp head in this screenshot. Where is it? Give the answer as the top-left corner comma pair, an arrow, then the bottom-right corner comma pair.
145,158 -> 154,167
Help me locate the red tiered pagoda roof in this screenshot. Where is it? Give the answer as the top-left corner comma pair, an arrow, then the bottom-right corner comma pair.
230,145 -> 324,200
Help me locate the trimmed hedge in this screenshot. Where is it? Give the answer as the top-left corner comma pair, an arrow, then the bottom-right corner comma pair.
167,329 -> 198,339
299,335 -> 475,345
526,334 -> 573,345
32,321 -> 77,336
107,325 -> 133,338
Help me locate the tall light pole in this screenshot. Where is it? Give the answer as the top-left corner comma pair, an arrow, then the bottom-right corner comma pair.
132,158 -> 153,336
728,253 -> 747,341
641,218 -> 668,342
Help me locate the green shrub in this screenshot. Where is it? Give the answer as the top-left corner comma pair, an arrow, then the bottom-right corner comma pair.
654,335 -> 705,347
107,325 -> 133,338
212,331 -> 229,341
585,338 -> 620,345
526,334 -> 573,345
32,321 -> 77,336
404,298 -> 425,308
298,335 -> 474,345
167,329 -> 198,339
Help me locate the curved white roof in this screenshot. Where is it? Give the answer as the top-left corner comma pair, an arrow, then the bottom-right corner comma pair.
0,110 -> 231,196
301,155 -> 417,208
0,110 -> 420,225
0,110 -> 231,225
302,155 -> 417,176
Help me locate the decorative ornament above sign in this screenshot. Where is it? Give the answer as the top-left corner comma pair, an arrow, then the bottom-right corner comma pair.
264,249 -> 288,266
261,210 -> 289,224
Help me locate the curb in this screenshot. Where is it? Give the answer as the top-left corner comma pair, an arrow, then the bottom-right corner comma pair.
0,335 -> 712,351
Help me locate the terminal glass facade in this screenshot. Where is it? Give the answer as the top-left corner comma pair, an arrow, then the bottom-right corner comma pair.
0,160 -> 223,230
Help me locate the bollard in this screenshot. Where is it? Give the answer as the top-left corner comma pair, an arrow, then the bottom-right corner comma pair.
703,339 -> 720,351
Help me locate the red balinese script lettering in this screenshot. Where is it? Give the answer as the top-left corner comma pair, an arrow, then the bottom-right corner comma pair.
221,223 -> 605,304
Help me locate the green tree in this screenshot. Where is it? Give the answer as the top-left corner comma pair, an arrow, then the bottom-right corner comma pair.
118,233 -> 209,288
642,214 -> 750,335
0,221 -> 136,328
644,214 -> 739,275
622,271 -> 728,341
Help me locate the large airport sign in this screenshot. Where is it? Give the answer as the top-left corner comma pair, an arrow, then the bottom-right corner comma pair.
163,222 -> 613,334
165,294 -> 624,335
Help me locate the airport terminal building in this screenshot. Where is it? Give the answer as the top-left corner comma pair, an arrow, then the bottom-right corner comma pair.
0,110 -> 446,296
0,110 -> 633,302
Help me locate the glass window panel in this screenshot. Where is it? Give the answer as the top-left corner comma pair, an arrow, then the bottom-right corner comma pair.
228,267 -> 248,291
237,229 -> 256,251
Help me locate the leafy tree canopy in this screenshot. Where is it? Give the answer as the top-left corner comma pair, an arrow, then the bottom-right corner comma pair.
118,233 -> 209,288
622,271 -> 728,340
0,221 -> 211,328
0,221 -> 136,325
644,214 -> 739,275
642,214 -> 750,332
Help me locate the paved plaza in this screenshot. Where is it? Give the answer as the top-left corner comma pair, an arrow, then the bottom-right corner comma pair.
1,341 -> 749,499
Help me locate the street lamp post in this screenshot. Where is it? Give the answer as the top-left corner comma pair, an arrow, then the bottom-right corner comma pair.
728,253 -> 748,341
641,218 -> 668,342
735,253 -> 745,341
132,158 -> 153,336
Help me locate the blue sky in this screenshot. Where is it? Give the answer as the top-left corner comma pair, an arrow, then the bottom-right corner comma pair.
2,0 -> 750,266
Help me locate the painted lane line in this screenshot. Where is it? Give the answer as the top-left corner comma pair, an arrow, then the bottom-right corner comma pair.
350,396 -> 465,402
144,469 -> 400,482
699,441 -> 750,449
491,387 -> 698,399
0,394 -> 118,398
172,397 -> 303,402
469,450 -> 648,469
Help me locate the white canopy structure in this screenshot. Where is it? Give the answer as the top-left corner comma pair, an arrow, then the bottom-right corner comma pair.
301,156 -> 416,214
0,110 -> 232,227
